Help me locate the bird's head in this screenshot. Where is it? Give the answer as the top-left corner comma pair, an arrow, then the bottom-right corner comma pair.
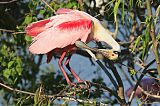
94,34 -> 121,60
96,49 -> 119,60
92,20 -> 121,59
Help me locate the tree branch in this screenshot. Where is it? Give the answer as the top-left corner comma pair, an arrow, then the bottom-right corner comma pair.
40,0 -> 55,13
0,0 -> 17,4
146,0 -> 160,75
0,81 -> 119,105
107,61 -> 126,104
0,28 -> 25,34
128,59 -> 155,105
138,86 -> 160,99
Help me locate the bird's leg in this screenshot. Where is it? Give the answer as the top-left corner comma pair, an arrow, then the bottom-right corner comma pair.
58,52 -> 74,86
64,55 -> 82,83
65,55 -> 91,89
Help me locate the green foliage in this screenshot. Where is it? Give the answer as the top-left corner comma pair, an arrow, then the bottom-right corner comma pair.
113,0 -> 120,22
132,35 -> 142,53
23,15 -> 33,25
141,17 -> 151,59
25,36 -> 32,42
129,69 -> 137,76
0,40 -> 23,84
33,85 -> 49,106
121,0 -> 125,24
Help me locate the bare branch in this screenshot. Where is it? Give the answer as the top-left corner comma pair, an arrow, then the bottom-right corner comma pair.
119,61 -> 160,81
0,0 -> 17,4
138,86 -> 160,99
40,0 -> 55,13
0,82 -> 35,95
107,61 -> 126,104
0,81 -> 118,105
146,0 -> 160,75
0,28 -> 25,34
128,59 -> 156,105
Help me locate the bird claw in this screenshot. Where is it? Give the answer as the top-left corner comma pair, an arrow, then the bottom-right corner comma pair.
66,81 -> 91,98
68,80 -> 91,89
69,82 -> 77,88
77,80 -> 91,89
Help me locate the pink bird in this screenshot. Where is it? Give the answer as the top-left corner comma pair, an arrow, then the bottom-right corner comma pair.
25,8 -> 120,86
126,78 -> 160,103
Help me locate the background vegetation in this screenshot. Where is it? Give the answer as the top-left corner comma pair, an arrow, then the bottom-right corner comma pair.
0,0 -> 159,105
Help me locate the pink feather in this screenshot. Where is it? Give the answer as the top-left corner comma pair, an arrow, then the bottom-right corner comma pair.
56,8 -> 73,14
26,12 -> 92,54
26,19 -> 51,36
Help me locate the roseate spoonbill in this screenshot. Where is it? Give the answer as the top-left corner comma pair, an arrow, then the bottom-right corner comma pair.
25,8 -> 120,86
126,78 -> 160,103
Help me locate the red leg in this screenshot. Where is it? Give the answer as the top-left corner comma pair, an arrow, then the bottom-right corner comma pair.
58,52 -> 72,85
64,55 -> 82,82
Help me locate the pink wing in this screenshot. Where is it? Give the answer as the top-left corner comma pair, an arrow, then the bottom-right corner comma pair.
29,18 -> 92,54
56,8 -> 73,14
25,18 -> 51,36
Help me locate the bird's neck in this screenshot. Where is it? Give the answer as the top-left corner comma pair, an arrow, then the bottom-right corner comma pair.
93,21 -> 120,52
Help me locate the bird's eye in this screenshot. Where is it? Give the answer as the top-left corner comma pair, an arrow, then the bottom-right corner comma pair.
113,51 -> 119,54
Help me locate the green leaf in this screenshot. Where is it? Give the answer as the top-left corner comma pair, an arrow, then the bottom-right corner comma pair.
130,69 -> 136,75
136,0 -> 142,7
34,88 -> 40,106
141,17 -> 151,59
25,36 -> 32,41
39,10 -> 45,15
1,45 -> 8,56
113,0 -> 120,22
15,57 -> 23,76
3,69 -> 11,79
8,61 -> 14,68
23,15 -> 33,25
132,35 -> 142,53
129,0 -> 133,11
121,0 -> 125,24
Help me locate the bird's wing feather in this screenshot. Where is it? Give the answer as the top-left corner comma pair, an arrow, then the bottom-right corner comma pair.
56,8 -> 73,14
25,18 -> 51,36
29,19 -> 92,54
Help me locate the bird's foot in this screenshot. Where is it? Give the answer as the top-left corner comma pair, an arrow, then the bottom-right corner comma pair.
68,82 -> 77,87
76,80 -> 91,89
67,81 -> 91,98
68,81 -> 91,89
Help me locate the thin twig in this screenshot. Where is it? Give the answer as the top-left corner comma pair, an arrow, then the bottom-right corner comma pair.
0,0 -> 17,4
146,0 -> 160,75
0,29 -> 25,34
0,82 -> 110,105
40,0 -> 55,13
90,82 -> 124,104
107,61 -> 126,104
73,81 -> 123,104
119,61 -> 160,81
117,65 -> 133,86
138,86 -> 160,99
113,17 -> 118,38
0,29 -> 15,32
95,60 -> 118,90
128,59 -> 155,105
77,0 -> 84,11
0,82 -> 35,95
